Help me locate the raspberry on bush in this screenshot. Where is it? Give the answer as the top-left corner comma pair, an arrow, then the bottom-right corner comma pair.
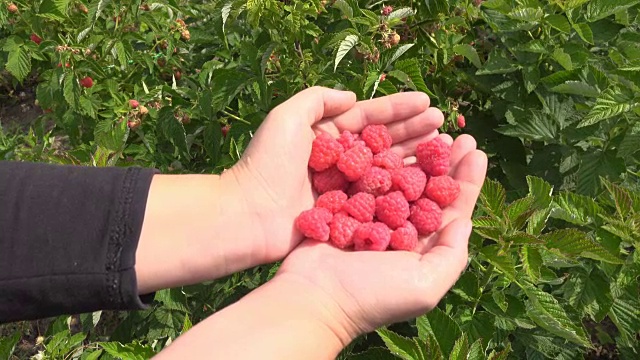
295,207 -> 333,242
342,192 -> 376,223
375,191 -> 410,229
308,133 -> 344,172
316,190 -> 348,213
390,221 -> 418,251
409,198 -> 442,235
329,212 -> 360,249
416,137 -> 451,176
424,175 -> 460,208
353,222 -> 391,251
337,143 -> 373,181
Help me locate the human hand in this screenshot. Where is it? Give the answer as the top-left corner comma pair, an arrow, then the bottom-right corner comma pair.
225,86 -> 444,266
273,134 -> 488,343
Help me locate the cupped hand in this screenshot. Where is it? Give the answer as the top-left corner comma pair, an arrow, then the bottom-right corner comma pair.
273,134 -> 488,343
225,86 -> 444,265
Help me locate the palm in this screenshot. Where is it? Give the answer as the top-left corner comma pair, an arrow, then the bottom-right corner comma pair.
229,87 -> 446,263
277,135 -> 488,334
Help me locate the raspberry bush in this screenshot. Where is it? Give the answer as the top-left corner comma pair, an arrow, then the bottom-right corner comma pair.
1,0 -> 640,359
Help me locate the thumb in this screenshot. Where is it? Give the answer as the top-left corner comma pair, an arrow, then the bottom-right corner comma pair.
271,86 -> 357,126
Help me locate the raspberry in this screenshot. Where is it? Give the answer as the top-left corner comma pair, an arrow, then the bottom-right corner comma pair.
375,191 -> 410,229
30,33 -> 42,45
390,167 -> 427,201
129,99 -> 139,108
337,131 -> 360,150
379,73 -> 386,82
295,207 -> 333,241
416,137 -> 451,176
337,143 -> 373,181
329,212 -> 360,249
7,3 -> 18,13
381,5 -> 393,16
354,222 -> 391,251
457,114 -> 466,128
350,166 -> 392,197
342,192 -> 375,222
316,190 -> 348,213
79,76 -> 94,88
390,221 -> 418,251
309,133 -> 344,171
361,124 -> 392,154
313,166 -> 349,194
409,198 -> 442,235
424,175 -> 460,208
373,150 -> 403,170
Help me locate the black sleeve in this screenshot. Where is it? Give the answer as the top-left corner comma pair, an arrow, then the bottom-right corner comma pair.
0,161 -> 157,323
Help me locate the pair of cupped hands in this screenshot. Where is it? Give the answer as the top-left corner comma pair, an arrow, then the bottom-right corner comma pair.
138,86 -> 487,347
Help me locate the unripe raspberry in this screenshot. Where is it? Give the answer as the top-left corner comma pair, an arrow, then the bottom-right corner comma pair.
295,207 -> 333,242
313,166 -> 349,194
409,198 -> 442,235
337,143 -> 373,181
129,99 -> 139,108
138,105 -> 149,115
316,190 -> 348,214
457,114 -> 466,128
309,133 -> 344,172
350,166 -> 392,197
424,175 -> 460,208
354,222 -> 391,251
361,124 -> 392,154
127,119 -> 141,130
416,137 -> 451,176
7,3 -> 18,13
375,191 -> 410,229
389,32 -> 401,46
390,221 -> 418,251
329,212 -> 360,249
342,192 -> 375,222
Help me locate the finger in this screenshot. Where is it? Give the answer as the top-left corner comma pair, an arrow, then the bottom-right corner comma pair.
391,132 -> 452,159
317,92 -> 430,134
449,135 -> 477,169
386,107 -> 445,144
270,86 -> 357,126
418,218 -> 472,301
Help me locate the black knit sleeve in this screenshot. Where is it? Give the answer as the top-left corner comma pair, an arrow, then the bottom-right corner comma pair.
0,161 -> 157,323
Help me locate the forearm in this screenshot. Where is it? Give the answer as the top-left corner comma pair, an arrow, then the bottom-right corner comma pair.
154,275 -> 351,359
135,173 -> 264,294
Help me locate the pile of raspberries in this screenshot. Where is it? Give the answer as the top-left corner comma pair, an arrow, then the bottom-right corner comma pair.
295,124 -> 460,252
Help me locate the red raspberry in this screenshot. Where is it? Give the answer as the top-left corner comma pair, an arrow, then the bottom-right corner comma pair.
337,131 -> 360,150
308,133 -> 344,171
354,222 -> 391,251
329,212 -> 360,249
313,166 -> 349,194
316,190 -> 348,213
390,221 -> 418,251
221,124 -> 231,137
424,175 -> 460,208
295,208 -> 333,241
30,33 -> 42,45
7,3 -> 18,13
390,167 -> 427,201
381,5 -> 393,16
375,191 -> 410,229
337,143 -> 373,181
409,198 -> 442,235
373,150 -> 403,170
416,137 -> 451,176
129,99 -> 139,108
379,73 -> 386,82
361,124 -> 392,154
457,114 -> 466,128
342,192 -> 375,222
79,76 -> 94,88
350,166 -> 392,197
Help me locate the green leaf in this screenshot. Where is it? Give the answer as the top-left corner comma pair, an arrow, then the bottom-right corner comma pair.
480,245 -> 517,281
479,179 -> 506,216
39,0 -> 71,20
394,58 -> 433,96
376,328 -> 424,360
5,45 -> 31,82
578,88 -> 637,127
334,35 -> 359,72
563,268 -> 613,321
158,107 -> 190,158
467,340 -> 485,360
453,44 -> 482,68
388,7 -> 415,21
332,0 -> 353,19
550,81 -> 600,98
542,229 -> 622,264
601,178 -> 634,218
0,332 -> 20,360
527,208 -> 551,235
521,246 -> 543,282
576,151 -> 625,195
522,283 -> 591,347
617,122 -> 640,158
451,272 -> 480,302
487,343 -> 512,360
476,51 -> 520,75
100,342 -> 156,360
424,308 -> 463,356
551,191 -> 602,225
545,14 -> 571,33
448,334 -> 468,360
552,48 -> 573,70
63,74 -> 79,109
608,295 -> 640,343
573,23 -> 594,44
505,197 -> 535,230
527,176 -> 553,209
204,122 -> 222,165
385,44 -> 415,69
348,347 -> 396,360
585,0 -> 640,22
